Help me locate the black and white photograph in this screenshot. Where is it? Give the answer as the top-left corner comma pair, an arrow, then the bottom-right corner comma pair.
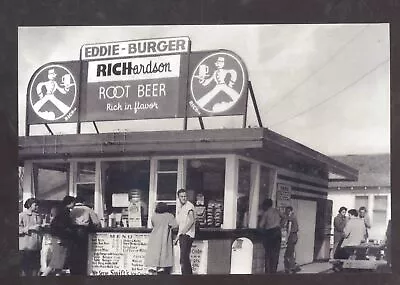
17,24 -> 391,276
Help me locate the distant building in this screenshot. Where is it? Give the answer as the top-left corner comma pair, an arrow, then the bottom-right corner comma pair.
328,154 -> 390,241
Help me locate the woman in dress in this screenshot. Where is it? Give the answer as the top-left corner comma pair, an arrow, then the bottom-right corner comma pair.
145,202 -> 178,274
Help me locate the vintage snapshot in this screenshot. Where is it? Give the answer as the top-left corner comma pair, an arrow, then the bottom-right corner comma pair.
18,24 -> 390,276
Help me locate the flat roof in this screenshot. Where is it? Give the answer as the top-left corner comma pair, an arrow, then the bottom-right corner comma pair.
329,154 -> 390,188
18,128 -> 358,181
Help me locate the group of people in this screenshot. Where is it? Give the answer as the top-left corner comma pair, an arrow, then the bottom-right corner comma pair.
332,206 -> 371,259
19,195 -> 101,276
145,188 -> 196,275
258,198 -> 300,274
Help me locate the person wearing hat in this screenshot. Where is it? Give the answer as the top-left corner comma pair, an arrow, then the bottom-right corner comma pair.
19,198 -> 43,276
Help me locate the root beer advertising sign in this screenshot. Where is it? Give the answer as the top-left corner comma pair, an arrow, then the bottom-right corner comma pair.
27,61 -> 81,124
188,50 -> 248,117
26,37 -> 249,125
79,37 -> 190,121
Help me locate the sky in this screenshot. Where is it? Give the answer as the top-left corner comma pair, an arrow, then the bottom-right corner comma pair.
18,24 -> 390,156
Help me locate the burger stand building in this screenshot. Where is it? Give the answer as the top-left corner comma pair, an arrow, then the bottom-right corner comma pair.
19,36 -> 358,275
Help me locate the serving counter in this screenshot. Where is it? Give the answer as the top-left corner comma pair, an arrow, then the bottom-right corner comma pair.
87,227 -> 269,275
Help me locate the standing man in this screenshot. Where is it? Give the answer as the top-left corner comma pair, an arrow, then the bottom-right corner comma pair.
19,198 -> 43,276
342,209 -> 366,247
335,209 -> 366,259
283,206 -> 300,274
358,207 -> 371,241
69,196 -> 101,275
175,189 -> 196,274
259,199 -> 282,274
332,207 -> 347,259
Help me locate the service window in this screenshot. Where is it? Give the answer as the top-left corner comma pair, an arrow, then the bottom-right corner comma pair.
76,162 -> 95,208
33,162 -> 69,215
156,160 -> 178,201
103,160 -> 150,227
186,158 -> 225,228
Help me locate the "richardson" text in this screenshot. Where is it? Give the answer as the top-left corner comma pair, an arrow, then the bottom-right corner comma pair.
97,61 -> 172,77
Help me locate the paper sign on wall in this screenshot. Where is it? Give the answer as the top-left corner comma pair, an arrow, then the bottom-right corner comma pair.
112,193 -> 129,207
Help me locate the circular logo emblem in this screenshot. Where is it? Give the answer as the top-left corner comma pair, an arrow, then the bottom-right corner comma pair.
29,64 -> 77,121
190,51 -> 246,114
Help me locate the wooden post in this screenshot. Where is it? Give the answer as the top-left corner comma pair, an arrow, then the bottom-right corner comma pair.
223,155 -> 239,229
147,158 -> 158,228
248,163 -> 261,228
22,162 -> 34,203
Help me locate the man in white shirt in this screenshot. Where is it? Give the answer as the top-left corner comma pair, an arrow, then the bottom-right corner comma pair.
69,196 -> 101,275
342,209 -> 366,247
175,189 -> 195,274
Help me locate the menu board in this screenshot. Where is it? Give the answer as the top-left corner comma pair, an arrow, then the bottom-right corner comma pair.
172,240 -> 208,274
190,241 -> 208,274
88,232 -> 209,275
276,183 -> 291,208
88,232 -> 150,275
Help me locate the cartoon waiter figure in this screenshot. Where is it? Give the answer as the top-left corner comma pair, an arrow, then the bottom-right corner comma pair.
33,69 -> 73,114
197,56 -> 240,108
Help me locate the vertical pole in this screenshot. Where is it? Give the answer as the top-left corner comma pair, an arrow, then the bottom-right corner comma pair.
147,158 -> 158,228
242,84 -> 249,128
270,169 -> 278,205
183,44 -> 192,131
25,78 -> 31,136
177,158 -> 187,218
177,157 -> 187,190
77,48 -> 85,134
223,155 -> 239,229
94,160 -> 103,218
69,161 -> 77,197
22,161 -> 34,203
248,81 -> 263,128
248,163 -> 261,228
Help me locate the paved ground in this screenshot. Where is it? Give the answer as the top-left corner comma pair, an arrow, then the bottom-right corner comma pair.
295,260 -> 391,274
298,261 -> 332,274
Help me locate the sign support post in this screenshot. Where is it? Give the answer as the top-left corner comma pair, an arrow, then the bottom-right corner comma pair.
77,49 -> 86,134
242,85 -> 249,128
93,121 -> 99,134
198,117 -> 205,130
248,81 -> 263,128
44,124 -> 54,135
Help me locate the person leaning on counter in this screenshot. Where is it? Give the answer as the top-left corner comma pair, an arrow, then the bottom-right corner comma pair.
259,198 -> 282,274
69,196 -> 101,275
